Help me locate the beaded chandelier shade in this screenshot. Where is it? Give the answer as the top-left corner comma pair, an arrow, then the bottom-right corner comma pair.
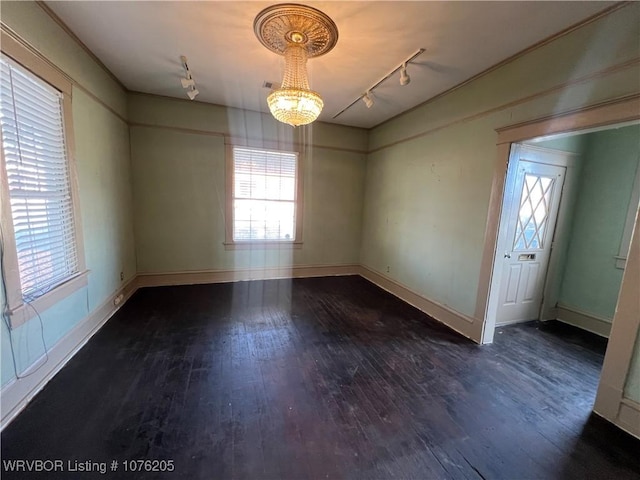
254,4 -> 338,127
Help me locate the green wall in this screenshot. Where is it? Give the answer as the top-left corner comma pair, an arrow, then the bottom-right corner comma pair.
0,2 -> 136,387
129,94 -> 367,274
361,3 -> 640,318
558,125 -> 640,320
525,135 -> 586,154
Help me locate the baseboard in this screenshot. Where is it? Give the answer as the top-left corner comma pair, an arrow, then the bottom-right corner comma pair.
136,264 -> 360,288
139,264 -> 483,343
0,262 -> 481,430
0,277 -> 138,431
617,399 -> 640,439
495,318 -> 537,327
2,265 -> 634,440
594,381 -> 640,441
357,265 -> 482,343
556,303 -> 612,337
0,264 -> 358,430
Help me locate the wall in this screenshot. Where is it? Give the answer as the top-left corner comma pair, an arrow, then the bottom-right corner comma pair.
525,135 -> 586,154
595,202 -> 640,438
558,124 -> 640,322
360,3 -> 640,339
522,124 -> 639,337
0,1 -> 136,397
129,94 -> 367,277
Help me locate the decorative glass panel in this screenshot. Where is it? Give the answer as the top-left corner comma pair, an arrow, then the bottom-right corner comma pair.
513,174 -> 554,251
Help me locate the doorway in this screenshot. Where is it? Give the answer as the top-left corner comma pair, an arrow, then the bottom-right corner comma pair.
475,96 -> 640,437
486,123 -> 639,336
476,98 -> 640,345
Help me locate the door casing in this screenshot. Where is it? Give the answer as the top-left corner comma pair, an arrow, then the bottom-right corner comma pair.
473,96 -> 640,437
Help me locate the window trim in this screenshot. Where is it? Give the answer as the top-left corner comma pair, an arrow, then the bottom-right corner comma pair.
1,29 -> 87,329
224,139 -> 304,249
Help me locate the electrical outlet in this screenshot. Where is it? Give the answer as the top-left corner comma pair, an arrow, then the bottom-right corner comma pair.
114,293 -> 124,306
120,271 -> 124,281
386,266 -> 390,273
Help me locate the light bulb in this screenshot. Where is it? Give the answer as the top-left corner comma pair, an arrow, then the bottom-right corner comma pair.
187,88 -> 199,100
181,77 -> 195,88
400,64 -> 410,86
363,91 -> 374,109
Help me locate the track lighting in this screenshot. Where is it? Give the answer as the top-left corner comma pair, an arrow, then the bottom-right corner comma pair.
333,48 -> 425,118
363,91 -> 374,109
180,55 -> 199,101
400,63 -> 410,86
181,77 -> 195,89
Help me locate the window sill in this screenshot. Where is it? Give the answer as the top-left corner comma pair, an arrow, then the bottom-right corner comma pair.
223,241 -> 303,251
7,271 -> 89,329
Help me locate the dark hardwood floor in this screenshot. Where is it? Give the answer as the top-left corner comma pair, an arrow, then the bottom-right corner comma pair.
1,276 -> 639,479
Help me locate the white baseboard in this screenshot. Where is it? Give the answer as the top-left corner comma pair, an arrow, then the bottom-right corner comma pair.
1,263 -> 635,444
136,264 -> 360,288
357,265 -> 482,343
135,264 -> 483,344
0,262 -> 481,431
0,277 -> 138,431
617,398 -> 640,439
594,381 -> 640,440
556,303 -> 612,337
1,265 -> 359,430
495,318 -> 537,327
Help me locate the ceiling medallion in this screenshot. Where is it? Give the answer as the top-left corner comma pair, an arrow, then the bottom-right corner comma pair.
254,3 -> 338,127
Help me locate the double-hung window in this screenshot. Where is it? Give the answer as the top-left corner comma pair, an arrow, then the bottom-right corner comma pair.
1,44 -> 85,327
225,145 -> 303,247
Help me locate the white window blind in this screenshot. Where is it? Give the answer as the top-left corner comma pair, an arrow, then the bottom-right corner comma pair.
1,55 -> 79,302
232,146 -> 297,241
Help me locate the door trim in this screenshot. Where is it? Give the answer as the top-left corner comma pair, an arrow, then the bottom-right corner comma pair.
474,95 -> 640,438
475,95 -> 640,344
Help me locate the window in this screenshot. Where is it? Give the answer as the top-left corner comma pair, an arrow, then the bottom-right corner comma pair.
225,145 -> 303,247
0,43 -> 85,327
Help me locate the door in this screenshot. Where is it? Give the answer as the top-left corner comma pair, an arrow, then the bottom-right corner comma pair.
496,159 -> 566,324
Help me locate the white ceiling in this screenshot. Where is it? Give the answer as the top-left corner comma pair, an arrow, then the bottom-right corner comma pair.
46,1 -> 614,129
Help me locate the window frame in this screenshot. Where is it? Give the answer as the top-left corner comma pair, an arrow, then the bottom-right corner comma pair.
1,30 -> 87,329
224,139 -> 304,249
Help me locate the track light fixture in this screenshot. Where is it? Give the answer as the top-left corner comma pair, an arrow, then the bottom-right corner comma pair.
180,55 -> 199,100
363,91 -> 374,109
333,48 -> 425,118
400,63 -> 410,86
187,88 -> 199,100
181,77 -> 195,89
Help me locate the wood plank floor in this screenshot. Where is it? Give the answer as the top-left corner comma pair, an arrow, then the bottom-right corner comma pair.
2,276 -> 639,479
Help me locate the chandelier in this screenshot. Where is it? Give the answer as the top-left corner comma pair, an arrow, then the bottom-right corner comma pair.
254,4 -> 338,127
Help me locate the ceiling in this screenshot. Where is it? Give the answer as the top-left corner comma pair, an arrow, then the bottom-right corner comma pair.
45,1 -> 615,129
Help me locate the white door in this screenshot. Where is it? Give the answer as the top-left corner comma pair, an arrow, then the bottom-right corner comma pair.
496,159 -> 566,324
